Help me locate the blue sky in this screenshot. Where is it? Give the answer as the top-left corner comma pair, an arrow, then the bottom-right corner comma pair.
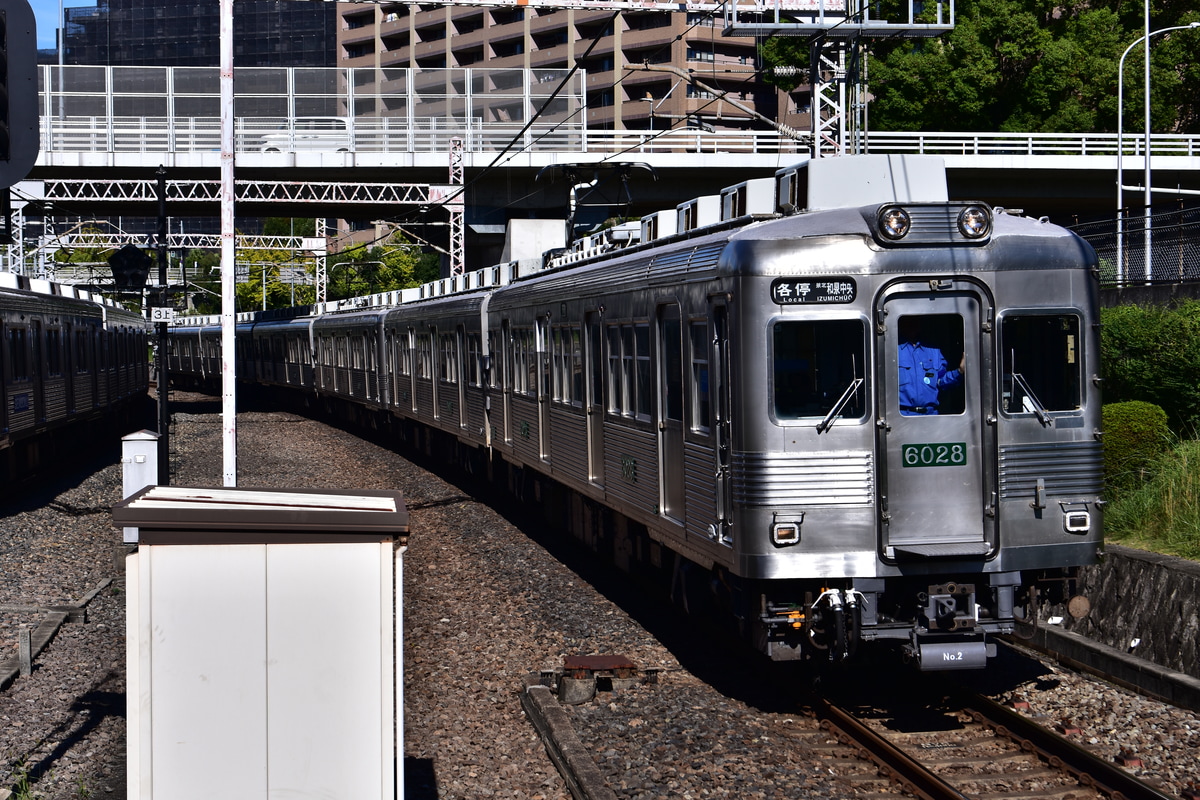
30,0 -> 96,50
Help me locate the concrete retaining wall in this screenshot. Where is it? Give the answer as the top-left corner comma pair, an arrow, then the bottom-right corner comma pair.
1063,544 -> 1200,679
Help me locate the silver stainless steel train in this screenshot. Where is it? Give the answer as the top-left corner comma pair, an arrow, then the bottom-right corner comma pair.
168,155 -> 1103,671
1,271 -> 150,481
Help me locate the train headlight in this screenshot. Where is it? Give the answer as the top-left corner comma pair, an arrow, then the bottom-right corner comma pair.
771,514 -> 803,546
957,205 -> 992,239
878,206 -> 911,240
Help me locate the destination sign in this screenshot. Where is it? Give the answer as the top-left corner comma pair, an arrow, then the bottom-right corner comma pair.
770,277 -> 857,305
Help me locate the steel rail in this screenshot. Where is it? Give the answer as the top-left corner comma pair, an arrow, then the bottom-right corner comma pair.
810,690 -> 1178,800
807,694 -> 969,800
959,692 -> 1179,800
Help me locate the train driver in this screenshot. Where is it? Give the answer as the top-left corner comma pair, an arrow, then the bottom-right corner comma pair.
898,316 -> 964,415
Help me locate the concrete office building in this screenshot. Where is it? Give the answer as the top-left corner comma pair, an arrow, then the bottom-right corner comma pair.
336,1 -> 805,134
59,0 -> 337,67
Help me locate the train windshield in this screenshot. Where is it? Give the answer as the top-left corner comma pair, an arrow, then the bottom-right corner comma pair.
1001,313 -> 1082,414
772,319 -> 866,421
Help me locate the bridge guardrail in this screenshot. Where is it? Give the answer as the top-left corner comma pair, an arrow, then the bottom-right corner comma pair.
36,118 -> 1200,158
866,131 -> 1200,158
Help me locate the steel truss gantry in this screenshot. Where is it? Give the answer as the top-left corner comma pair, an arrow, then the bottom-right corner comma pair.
21,179 -> 442,290
42,179 -> 439,207
725,0 -> 953,158
447,138 -> 465,277
29,230 -> 328,289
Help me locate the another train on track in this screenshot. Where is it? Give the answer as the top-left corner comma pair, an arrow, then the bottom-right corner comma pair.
1,271 -> 149,482
168,155 -> 1104,671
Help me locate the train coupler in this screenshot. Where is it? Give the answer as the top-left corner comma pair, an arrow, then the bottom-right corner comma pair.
919,581 -> 979,632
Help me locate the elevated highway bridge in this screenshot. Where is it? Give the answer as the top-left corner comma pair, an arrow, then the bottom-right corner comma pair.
31,120 -> 1200,219
12,65 -> 1200,275
25,123 -> 1200,283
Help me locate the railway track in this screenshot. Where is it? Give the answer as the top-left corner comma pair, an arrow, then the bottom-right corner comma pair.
807,686 -> 1180,800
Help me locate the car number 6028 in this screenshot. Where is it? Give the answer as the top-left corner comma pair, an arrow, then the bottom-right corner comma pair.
901,442 -> 967,468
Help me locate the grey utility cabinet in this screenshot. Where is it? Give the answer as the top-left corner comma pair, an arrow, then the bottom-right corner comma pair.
114,485 -> 410,800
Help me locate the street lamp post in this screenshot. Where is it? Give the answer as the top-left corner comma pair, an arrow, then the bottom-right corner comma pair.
1116,19 -> 1200,284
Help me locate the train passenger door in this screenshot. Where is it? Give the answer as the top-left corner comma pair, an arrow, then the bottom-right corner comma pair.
64,325 -> 76,414
711,305 -> 733,544
501,320 -> 513,443
658,304 -> 685,523
31,321 -> 44,423
456,325 -> 468,429
584,312 -> 604,486
536,316 -> 551,461
877,287 -> 993,557
404,328 -> 417,412
0,323 -> 8,437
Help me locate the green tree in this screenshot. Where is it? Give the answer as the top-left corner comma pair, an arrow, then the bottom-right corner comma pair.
236,239 -> 316,311
757,0 -> 1199,133
52,225 -> 114,269
326,232 -> 429,301
867,1 -> 1125,132
262,217 -> 317,238
1101,301 -> 1200,432
180,248 -> 222,315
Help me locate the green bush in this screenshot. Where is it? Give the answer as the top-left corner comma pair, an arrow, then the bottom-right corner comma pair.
1102,401 -> 1170,492
1101,301 -> 1200,432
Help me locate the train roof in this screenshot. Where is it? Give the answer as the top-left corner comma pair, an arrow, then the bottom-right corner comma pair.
169,155 -> 1094,328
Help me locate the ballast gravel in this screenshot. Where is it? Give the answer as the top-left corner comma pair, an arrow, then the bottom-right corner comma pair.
0,392 -> 1197,799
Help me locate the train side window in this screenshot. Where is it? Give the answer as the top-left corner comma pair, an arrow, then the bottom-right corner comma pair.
47,330 -> 63,377
551,327 -> 565,402
606,325 -> 623,414
510,330 -> 524,395
635,323 -> 651,421
620,325 -> 635,415
467,332 -> 482,388
75,331 -> 89,373
9,328 -> 29,381
335,336 -> 348,368
570,327 -> 583,408
399,330 -> 413,378
1000,313 -> 1081,414
689,321 -> 711,432
550,326 -> 583,407
513,330 -> 524,395
487,330 -> 501,389
587,320 -> 603,409
772,319 -> 866,421
439,332 -> 458,384
509,327 -> 534,397
526,328 -> 540,397
414,334 -> 430,379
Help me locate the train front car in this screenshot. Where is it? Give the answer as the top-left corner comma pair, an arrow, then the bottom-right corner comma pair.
728,157 -> 1102,670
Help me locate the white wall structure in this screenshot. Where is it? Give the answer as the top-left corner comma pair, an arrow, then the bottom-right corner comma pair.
116,486 -> 410,800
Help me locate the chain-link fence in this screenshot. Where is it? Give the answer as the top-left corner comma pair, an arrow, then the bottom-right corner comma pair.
1072,204 -> 1200,287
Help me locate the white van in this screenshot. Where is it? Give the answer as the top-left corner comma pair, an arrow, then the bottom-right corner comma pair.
259,117 -> 352,152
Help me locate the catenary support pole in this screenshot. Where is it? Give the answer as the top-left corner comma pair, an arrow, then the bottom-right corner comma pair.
156,166 -> 170,485
220,0 -> 237,486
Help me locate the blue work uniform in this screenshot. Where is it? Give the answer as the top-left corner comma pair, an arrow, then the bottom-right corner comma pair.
898,341 -> 962,415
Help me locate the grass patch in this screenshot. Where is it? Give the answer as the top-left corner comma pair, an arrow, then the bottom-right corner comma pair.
1104,437 -> 1200,561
